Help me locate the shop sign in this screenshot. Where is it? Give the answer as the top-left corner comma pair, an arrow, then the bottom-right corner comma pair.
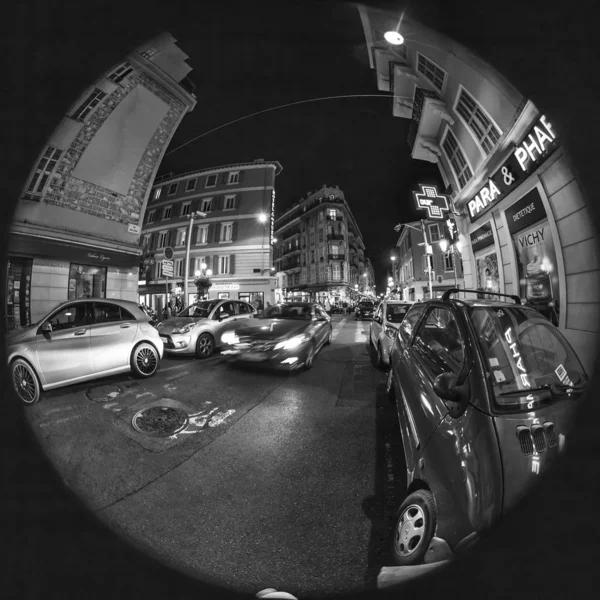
212,284 -> 240,291
470,222 -> 495,253
270,190 -> 276,245
413,184 -> 450,220
504,187 -> 546,235
467,115 -> 557,222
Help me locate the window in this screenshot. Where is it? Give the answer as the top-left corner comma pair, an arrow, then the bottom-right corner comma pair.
309,231 -> 315,246
68,263 -> 107,300
181,203 -> 191,217
416,53 -> 446,92
48,303 -> 92,331
318,229 -> 323,243
163,206 -> 172,219
428,224 -> 440,243
412,307 -> 464,378
442,128 -> 473,190
224,195 -> 236,210
176,229 -> 186,246
140,47 -> 159,59
220,223 -> 233,242
93,302 -> 134,323
332,263 -> 341,280
330,244 -> 339,255
205,174 -> 217,188
142,234 -> 151,248
24,146 -> 62,199
399,303 -> 427,343
146,210 -> 156,223
154,188 -> 162,200
444,251 -> 454,271
238,302 -> 252,315
185,179 -> 197,192
219,256 -> 230,274
107,62 -> 133,84
158,231 -> 168,248
201,198 -> 212,212
311,250 -> 315,262
168,183 -> 178,196
72,88 -> 106,121
227,171 -> 240,184
197,225 -> 208,244
174,259 -> 183,277
455,87 -> 502,155
328,209 -> 337,219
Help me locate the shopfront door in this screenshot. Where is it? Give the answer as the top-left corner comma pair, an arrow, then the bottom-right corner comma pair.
5,257 -> 33,332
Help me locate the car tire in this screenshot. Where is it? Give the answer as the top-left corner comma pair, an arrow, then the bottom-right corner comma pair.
304,342 -> 317,370
391,489 -> 437,566
11,358 -> 42,406
131,342 -> 159,378
386,368 -> 396,403
325,327 -> 332,345
376,343 -> 386,370
195,333 -> 215,359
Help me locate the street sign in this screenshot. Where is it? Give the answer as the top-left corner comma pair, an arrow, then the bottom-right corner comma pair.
162,259 -> 174,277
164,246 -> 174,260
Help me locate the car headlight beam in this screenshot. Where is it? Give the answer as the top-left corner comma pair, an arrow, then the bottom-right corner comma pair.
274,335 -> 307,350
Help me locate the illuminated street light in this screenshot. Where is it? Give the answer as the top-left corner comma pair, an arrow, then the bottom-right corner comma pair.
272,237 -> 278,244
439,238 -> 449,252
206,269 -> 213,277
195,270 -> 201,277
390,256 -> 396,261
258,213 -> 268,223
384,30 -> 404,45
183,210 -> 208,305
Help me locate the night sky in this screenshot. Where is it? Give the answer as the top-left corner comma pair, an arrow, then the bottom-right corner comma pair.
157,0 -> 444,292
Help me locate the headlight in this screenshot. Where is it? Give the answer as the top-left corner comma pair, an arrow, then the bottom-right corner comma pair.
274,334 -> 307,350
221,331 -> 239,345
172,323 -> 194,334
384,326 -> 396,338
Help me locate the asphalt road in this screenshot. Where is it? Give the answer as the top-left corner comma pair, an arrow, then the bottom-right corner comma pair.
23,315 -> 408,597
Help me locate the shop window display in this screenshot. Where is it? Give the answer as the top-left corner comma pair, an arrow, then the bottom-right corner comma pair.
476,252 -> 500,298
68,263 -> 106,300
6,257 -> 33,331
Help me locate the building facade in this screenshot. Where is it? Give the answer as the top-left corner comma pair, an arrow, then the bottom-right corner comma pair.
394,220 -> 465,301
358,5 -> 600,373
139,159 -> 282,313
6,32 -> 197,331
273,186 -> 371,306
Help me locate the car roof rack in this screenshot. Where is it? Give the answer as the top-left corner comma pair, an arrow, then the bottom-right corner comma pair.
441,288 -> 522,304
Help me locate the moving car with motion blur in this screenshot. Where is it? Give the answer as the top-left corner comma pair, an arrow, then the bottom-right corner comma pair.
369,299 -> 414,368
355,300 -> 375,321
222,302 -> 332,370
157,299 -> 256,359
7,299 -> 164,405
385,289 -> 587,566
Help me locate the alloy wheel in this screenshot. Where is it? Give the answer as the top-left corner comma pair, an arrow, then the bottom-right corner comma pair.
394,504 -> 426,558
13,362 -> 38,404
197,335 -> 214,358
136,346 -> 158,375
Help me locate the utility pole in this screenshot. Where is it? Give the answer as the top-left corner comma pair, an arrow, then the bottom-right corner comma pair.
183,211 -> 207,308
420,219 -> 433,299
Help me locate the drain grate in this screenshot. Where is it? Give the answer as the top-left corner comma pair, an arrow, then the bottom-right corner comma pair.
131,406 -> 189,437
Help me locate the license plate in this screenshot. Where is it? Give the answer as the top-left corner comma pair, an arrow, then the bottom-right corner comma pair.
241,352 -> 268,361
160,336 -> 168,343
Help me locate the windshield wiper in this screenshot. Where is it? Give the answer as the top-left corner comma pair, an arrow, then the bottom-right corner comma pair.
498,383 -> 587,397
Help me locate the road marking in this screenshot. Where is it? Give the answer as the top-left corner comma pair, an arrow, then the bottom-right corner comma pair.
331,318 -> 347,340
43,406 -> 79,415
135,391 -> 154,399
103,402 -> 119,409
166,370 -> 190,381
354,325 -> 366,344
208,409 -> 236,427
39,414 -> 82,427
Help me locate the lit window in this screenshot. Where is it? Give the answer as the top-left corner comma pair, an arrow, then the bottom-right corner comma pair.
219,256 -> 230,274
442,128 -> 473,190
154,188 -> 162,200
72,88 -> 106,121
24,145 -> 62,200
455,87 -> 502,154
168,183 -> 178,196
330,244 -> 339,256
328,209 -> 337,219
176,229 -> 186,246
224,195 -> 236,210
201,198 -> 212,212
158,231 -> 168,248
205,174 -> 217,188
416,53 -> 446,93
185,179 -> 197,191
332,263 -> 341,280
444,251 -> 454,271
197,226 -> 208,244
428,224 -> 440,243
163,206 -> 172,219
181,203 -> 191,216
146,210 -> 156,223
220,223 -> 233,242
107,62 -> 133,84
227,172 -> 240,184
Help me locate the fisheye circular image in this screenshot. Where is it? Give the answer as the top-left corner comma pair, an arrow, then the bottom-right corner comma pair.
3,0 -> 599,599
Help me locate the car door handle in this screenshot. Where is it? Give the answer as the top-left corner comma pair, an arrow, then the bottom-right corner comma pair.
73,329 -> 87,336
120,323 -> 132,328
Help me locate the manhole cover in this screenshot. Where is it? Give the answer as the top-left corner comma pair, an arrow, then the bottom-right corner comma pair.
131,406 -> 189,437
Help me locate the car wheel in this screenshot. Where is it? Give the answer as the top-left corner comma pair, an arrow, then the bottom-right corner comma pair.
304,342 -> 317,370
131,342 -> 159,378
11,358 -> 42,405
391,489 -> 437,566
376,343 -> 386,370
325,327 -> 332,345
386,368 -> 396,403
195,333 -> 215,359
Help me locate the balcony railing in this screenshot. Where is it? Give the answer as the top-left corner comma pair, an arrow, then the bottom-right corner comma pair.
280,226 -> 301,241
326,215 -> 343,222
281,246 -> 301,256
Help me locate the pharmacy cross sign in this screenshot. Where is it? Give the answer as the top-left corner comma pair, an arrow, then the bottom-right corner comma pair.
413,184 -> 450,220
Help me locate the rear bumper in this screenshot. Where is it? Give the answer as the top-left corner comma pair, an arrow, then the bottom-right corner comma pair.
228,345 -> 310,371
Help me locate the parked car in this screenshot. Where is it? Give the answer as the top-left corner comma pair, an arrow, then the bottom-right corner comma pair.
386,288 -> 588,566
223,302 -> 332,370
369,300 -> 415,368
355,300 -> 375,321
7,299 -> 164,406
156,299 -> 256,359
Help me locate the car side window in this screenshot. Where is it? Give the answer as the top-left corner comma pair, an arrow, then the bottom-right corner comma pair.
398,304 -> 426,343
315,306 -> 327,320
93,302 -> 125,324
412,307 -> 465,379
237,302 -> 250,315
48,303 -> 91,331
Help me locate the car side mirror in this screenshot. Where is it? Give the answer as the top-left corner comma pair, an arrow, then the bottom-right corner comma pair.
433,372 -> 459,401
41,322 -> 53,333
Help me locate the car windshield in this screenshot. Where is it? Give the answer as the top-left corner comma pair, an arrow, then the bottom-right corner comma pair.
471,306 -> 587,411
177,301 -> 219,318
263,304 -> 312,320
386,304 -> 411,323
359,303 -> 374,309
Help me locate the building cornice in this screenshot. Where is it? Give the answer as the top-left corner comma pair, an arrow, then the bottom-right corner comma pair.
147,186 -> 274,210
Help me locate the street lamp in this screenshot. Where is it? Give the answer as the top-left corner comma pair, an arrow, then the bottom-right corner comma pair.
183,210 -> 207,307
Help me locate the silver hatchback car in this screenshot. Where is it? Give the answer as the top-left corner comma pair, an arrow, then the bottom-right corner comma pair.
7,298 -> 164,406
370,300 -> 415,368
157,299 -> 257,358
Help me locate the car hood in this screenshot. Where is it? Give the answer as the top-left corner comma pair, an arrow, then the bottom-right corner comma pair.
233,318 -> 309,341
157,317 -> 203,333
6,326 -> 38,346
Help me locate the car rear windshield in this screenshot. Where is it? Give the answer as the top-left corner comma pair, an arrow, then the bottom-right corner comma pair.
263,304 -> 312,320
359,303 -> 374,309
386,304 -> 411,323
178,301 -> 219,318
471,306 -> 586,411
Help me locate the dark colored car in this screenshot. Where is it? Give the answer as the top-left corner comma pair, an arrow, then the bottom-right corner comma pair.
223,302 -> 332,370
386,288 -> 587,566
355,301 -> 375,321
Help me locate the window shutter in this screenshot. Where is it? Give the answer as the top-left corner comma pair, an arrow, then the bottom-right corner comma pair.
213,255 -> 219,274
229,254 -> 235,275
221,172 -> 228,184
234,195 -> 239,209
232,221 -> 238,241
218,196 -> 224,210
215,223 -> 222,242
239,170 -> 245,183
